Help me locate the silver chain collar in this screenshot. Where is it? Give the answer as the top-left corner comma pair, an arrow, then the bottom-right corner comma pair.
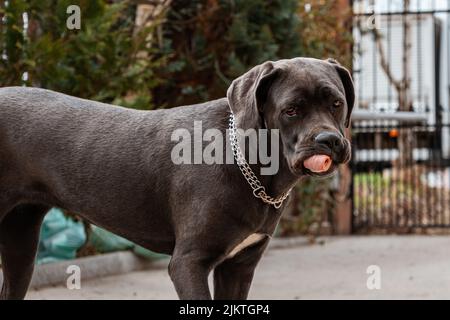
228,113 -> 292,209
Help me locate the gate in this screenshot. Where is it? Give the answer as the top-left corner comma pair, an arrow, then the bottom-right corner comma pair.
351,0 -> 450,232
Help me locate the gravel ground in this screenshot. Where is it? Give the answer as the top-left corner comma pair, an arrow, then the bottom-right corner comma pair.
27,235 -> 450,300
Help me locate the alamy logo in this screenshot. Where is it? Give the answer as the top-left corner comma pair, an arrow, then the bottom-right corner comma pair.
66,5 -> 81,30
366,265 -> 381,290
365,5 -> 380,30
66,265 -> 81,290
170,121 -> 280,175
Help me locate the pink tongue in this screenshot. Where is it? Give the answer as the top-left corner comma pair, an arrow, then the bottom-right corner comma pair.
303,155 -> 332,173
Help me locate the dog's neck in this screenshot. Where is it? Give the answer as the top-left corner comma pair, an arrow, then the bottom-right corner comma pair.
257,150 -> 300,202
238,131 -> 300,206
226,105 -> 300,208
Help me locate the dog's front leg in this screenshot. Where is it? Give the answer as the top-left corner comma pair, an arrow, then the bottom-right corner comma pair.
168,249 -> 214,300
213,237 -> 269,300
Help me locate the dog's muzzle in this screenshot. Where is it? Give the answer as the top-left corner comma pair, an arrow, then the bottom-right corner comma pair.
314,131 -> 346,158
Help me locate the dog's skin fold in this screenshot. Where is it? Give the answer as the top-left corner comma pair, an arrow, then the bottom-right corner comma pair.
0,57 -> 353,300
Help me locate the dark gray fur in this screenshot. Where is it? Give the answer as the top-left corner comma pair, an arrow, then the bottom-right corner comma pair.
0,57 -> 353,300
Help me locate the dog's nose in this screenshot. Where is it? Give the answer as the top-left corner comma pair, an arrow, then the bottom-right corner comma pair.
314,132 -> 344,154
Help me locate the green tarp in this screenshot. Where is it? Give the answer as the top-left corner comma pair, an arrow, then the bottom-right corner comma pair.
37,208 -> 168,264
37,208 -> 86,265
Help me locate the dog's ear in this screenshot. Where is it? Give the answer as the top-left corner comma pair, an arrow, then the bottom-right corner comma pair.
227,61 -> 279,130
327,59 -> 355,127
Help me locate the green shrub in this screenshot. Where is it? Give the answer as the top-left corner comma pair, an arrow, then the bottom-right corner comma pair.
0,0 -> 164,109
153,0 -> 302,107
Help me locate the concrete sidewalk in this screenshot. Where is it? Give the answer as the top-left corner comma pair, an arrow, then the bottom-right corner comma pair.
27,236 -> 450,299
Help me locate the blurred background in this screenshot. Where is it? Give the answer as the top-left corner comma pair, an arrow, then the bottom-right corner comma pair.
3,0 -> 450,299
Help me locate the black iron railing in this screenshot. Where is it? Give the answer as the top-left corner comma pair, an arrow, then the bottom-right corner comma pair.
351,121 -> 450,231
351,0 -> 450,232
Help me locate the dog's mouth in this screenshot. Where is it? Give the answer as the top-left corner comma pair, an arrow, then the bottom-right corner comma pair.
301,161 -> 338,178
290,152 -> 343,178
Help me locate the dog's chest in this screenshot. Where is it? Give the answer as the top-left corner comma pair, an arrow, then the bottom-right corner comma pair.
226,233 -> 266,259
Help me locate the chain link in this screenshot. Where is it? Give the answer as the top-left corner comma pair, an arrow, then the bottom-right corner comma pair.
229,114 -> 292,209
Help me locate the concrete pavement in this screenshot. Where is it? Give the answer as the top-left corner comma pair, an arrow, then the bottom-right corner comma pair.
27,235 -> 450,299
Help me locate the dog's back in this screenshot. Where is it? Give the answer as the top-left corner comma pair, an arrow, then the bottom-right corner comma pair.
0,86 -> 230,251
0,87 -> 179,239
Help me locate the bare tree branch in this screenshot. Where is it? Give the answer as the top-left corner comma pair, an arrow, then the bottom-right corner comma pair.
364,0 -> 413,166
373,29 -> 402,92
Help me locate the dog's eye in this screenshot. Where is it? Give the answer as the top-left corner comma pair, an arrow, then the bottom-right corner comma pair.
333,100 -> 343,108
285,107 -> 299,117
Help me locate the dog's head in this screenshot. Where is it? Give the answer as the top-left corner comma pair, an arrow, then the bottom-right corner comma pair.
227,57 -> 354,177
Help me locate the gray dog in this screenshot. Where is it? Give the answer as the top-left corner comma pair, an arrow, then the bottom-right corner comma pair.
0,57 -> 353,300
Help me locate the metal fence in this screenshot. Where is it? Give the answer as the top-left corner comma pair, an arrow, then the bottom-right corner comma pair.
351,121 -> 450,231
351,0 -> 450,232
